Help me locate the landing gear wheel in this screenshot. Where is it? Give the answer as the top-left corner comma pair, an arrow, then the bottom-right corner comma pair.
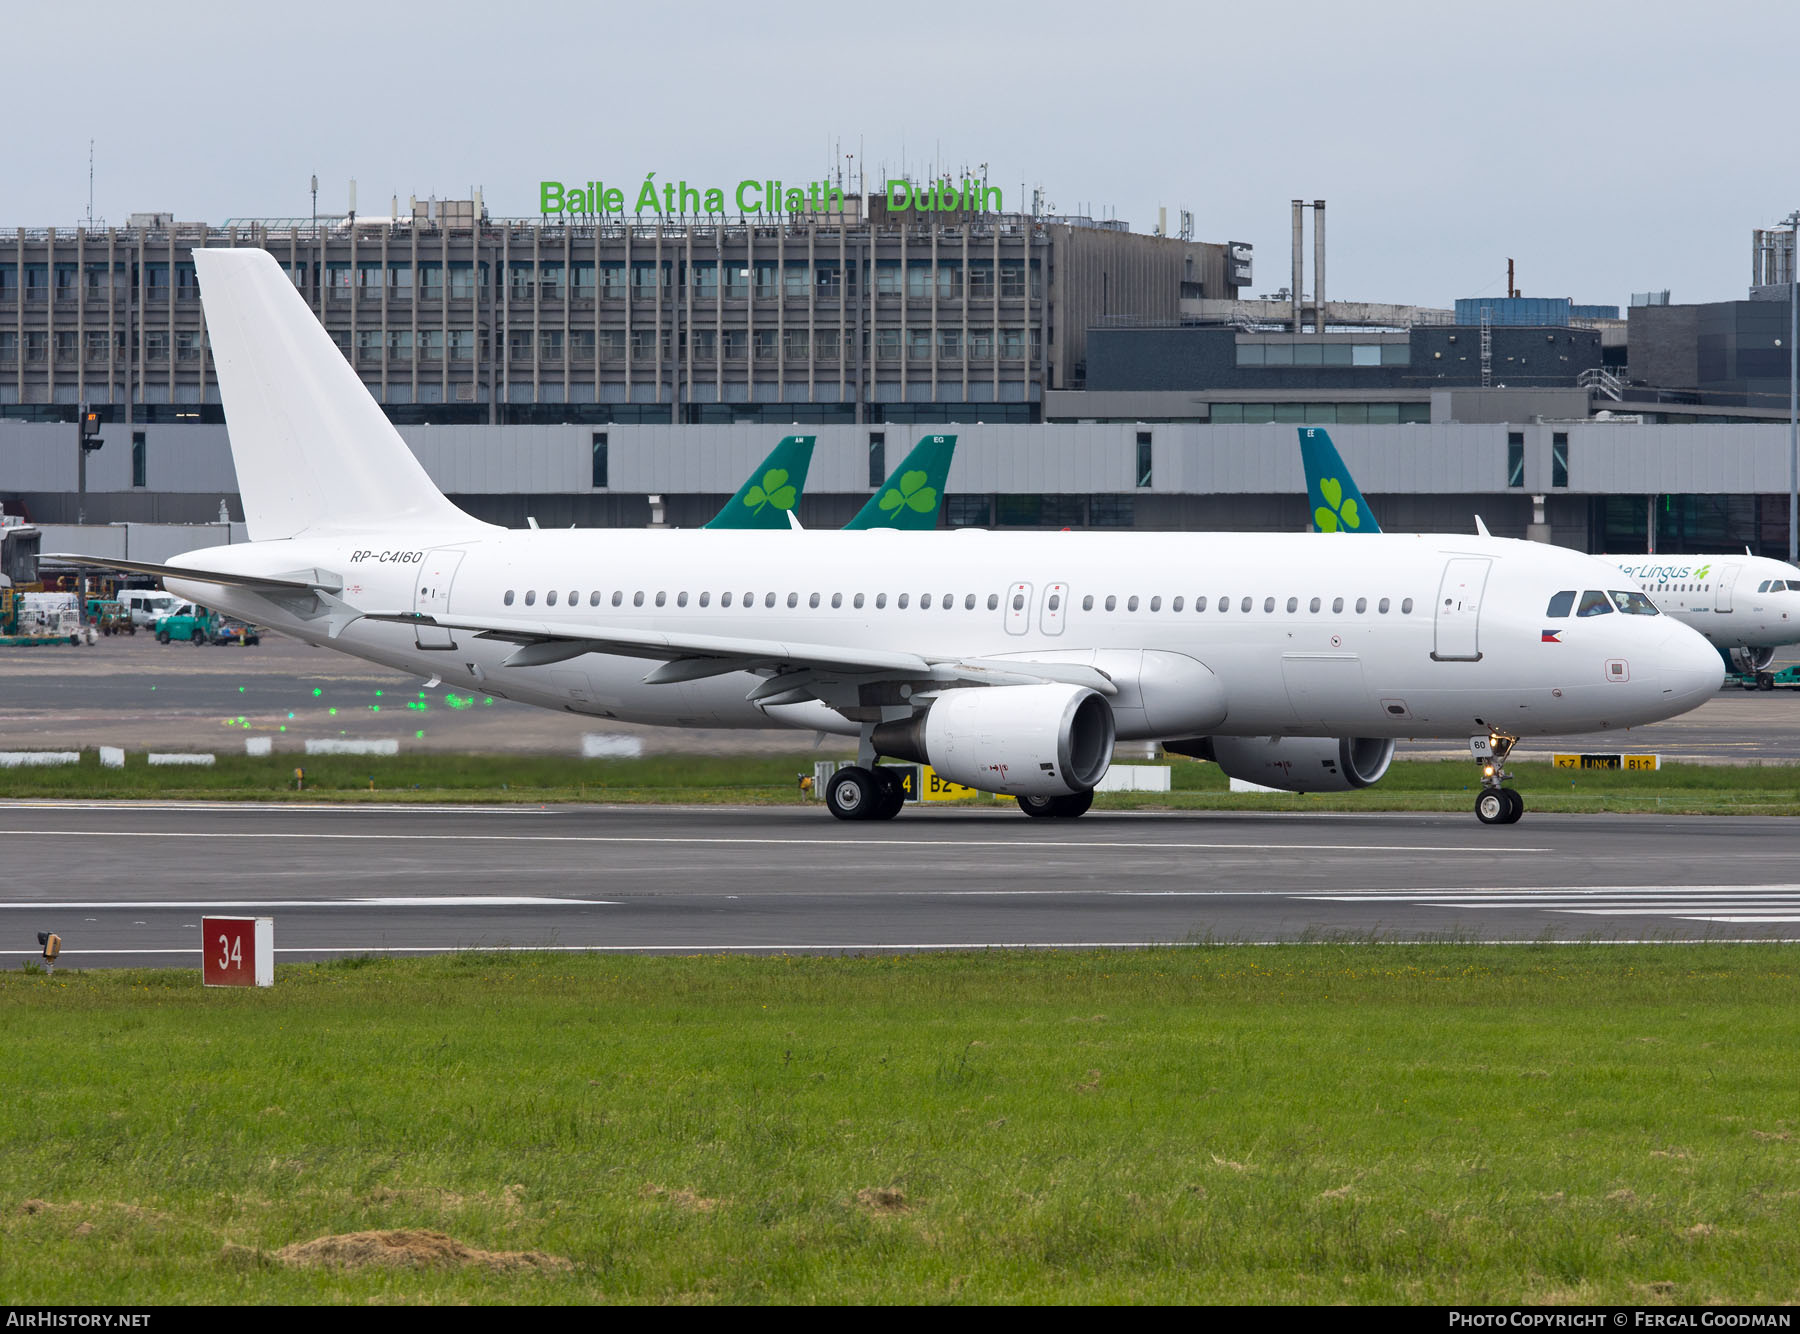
1017,794 -> 1056,819
1476,789 -> 1509,824
1501,789 -> 1525,823
1049,790 -> 1094,818
871,767 -> 907,820
826,766 -> 877,821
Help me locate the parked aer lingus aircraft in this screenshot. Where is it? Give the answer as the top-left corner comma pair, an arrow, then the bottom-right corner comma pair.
704,432 -> 957,531
1299,425 -> 1800,687
57,252 -> 1724,826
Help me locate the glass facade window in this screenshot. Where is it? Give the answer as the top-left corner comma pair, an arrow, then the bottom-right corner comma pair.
937,328 -> 961,361
1508,432 -> 1525,488
1136,431 -> 1153,488
1552,431 -> 1569,488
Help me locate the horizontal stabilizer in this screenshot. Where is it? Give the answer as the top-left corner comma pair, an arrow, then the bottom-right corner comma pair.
44,554 -> 340,593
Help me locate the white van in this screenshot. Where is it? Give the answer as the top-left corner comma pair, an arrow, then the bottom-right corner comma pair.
118,589 -> 181,630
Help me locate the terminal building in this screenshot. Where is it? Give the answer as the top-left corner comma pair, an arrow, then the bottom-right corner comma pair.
2,193 -> 1798,558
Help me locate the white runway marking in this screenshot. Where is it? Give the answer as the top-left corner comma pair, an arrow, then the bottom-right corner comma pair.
0,896 -> 616,909
1299,884 -> 1800,925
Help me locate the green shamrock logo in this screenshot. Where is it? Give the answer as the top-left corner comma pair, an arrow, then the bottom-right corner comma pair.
743,468 -> 796,515
1693,563 -> 1711,580
878,469 -> 939,516
1314,476 -> 1361,532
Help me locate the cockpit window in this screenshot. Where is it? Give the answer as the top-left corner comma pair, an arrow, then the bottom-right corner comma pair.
1773,580 -> 1789,593
1610,590 -> 1660,616
1545,590 -> 1575,618
1576,589 -> 1614,617
1759,580 -> 1771,593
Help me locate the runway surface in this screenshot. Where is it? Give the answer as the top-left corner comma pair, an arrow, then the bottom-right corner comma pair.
6,801 -> 1800,969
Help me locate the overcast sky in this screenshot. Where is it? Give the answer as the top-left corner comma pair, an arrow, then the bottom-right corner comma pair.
6,0 -> 1795,309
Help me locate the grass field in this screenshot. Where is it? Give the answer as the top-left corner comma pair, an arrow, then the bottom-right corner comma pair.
3,947 -> 1798,1303
3,750 -> 1800,815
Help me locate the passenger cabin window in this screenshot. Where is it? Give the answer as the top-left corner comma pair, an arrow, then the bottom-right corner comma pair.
1576,589 -> 1613,617
1332,597 -> 1344,613
1401,598 -> 1414,614
1355,597 -> 1367,613
1610,590 -> 1660,616
1240,597 -> 1252,612
504,590 -> 515,606
589,591 -> 601,606
987,594 -> 999,610
524,590 -> 537,606
547,590 -> 558,606
1195,596 -> 1208,611
1378,597 -> 1390,613
612,591 -> 624,607
1286,597 -> 1298,612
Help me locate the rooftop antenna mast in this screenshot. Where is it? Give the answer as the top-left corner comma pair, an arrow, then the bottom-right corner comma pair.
86,140 -> 94,228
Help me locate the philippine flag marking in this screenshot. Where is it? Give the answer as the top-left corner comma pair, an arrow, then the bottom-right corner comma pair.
1542,629 -> 1562,643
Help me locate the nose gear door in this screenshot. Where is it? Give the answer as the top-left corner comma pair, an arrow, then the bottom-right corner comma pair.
412,549 -> 465,650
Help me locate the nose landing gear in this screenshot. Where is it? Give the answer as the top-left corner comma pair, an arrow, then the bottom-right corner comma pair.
1472,730 -> 1525,824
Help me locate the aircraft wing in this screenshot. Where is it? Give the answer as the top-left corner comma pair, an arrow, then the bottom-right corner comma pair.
359,609 -> 1118,698
42,554 -> 342,593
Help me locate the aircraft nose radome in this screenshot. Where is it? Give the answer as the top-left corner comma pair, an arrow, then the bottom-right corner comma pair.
1657,625 -> 1726,711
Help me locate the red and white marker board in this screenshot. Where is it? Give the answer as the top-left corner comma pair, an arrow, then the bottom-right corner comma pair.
202,916 -> 273,987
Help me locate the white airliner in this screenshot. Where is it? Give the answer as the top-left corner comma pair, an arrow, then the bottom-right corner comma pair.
56,251 -> 1725,826
1601,555 -> 1800,687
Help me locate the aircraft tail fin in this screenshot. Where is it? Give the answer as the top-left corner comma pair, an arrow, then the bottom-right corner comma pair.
1298,427 -> 1381,534
191,248 -> 484,542
847,433 -> 956,529
703,435 -> 815,529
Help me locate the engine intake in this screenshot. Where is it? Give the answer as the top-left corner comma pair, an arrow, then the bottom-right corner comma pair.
1728,645 -> 1776,675
872,683 -> 1115,797
1170,735 -> 1395,793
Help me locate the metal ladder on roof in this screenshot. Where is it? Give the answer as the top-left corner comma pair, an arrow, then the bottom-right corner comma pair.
1479,305 -> 1493,388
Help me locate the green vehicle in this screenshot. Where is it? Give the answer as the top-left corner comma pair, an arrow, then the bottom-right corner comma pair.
154,602 -> 219,645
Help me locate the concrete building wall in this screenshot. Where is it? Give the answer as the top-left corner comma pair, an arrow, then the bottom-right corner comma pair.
9,419 -> 1799,511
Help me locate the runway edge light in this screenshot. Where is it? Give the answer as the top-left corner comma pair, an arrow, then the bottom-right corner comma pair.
37,931 -> 60,976
202,917 -> 274,988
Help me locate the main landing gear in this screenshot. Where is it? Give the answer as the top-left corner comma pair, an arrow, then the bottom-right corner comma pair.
1472,729 -> 1525,825
825,765 -> 908,822
1017,791 -> 1095,819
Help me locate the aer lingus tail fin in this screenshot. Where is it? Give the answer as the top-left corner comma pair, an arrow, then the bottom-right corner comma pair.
703,435 -> 815,529
1299,427 -> 1381,534
846,433 -> 956,530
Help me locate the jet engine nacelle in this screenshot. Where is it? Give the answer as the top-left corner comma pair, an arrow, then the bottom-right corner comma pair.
871,683 -> 1116,798
1728,645 -> 1776,675
1174,735 -> 1396,793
